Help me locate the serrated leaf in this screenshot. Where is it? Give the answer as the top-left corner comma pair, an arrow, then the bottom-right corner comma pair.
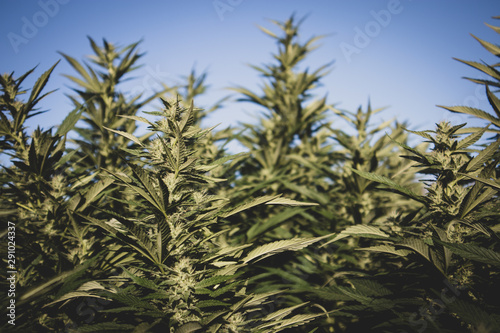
174,322 -> 203,333
439,105 -> 500,127
195,274 -> 238,289
56,105 -> 83,136
472,34 -> 500,58
456,126 -> 488,149
263,302 -> 308,321
122,268 -> 160,291
260,313 -> 325,331
105,127 -> 144,146
348,167 -> 426,203
26,61 -> 59,111
119,114 -> 153,126
220,195 -> 281,218
80,177 -> 114,211
265,197 -> 319,206
46,291 -> 108,307
243,234 -> 332,263
486,85 -> 500,119
459,173 -> 500,190
465,136 -> 500,172
447,300 -> 500,329
196,299 -> 230,308
322,225 -> 389,247
434,240 -> 500,267
357,244 -> 411,257
397,238 -> 430,262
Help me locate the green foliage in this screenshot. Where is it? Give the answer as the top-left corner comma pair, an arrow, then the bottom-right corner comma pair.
325,17 -> 500,332
2,13 -> 500,333
1,63 -> 117,332
51,98 -> 326,332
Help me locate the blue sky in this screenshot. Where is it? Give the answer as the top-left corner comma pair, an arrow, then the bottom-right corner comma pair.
1,1 -> 499,152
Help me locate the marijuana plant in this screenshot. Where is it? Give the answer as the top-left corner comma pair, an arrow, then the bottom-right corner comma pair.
49,98 -> 329,332
0,64 -> 123,331
319,17 -> 500,332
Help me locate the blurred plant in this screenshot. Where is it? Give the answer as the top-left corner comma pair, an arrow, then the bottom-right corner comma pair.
60,38 -> 170,175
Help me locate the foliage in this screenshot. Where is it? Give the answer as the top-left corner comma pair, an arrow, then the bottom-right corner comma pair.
1,13 -> 500,333
319,17 -> 500,332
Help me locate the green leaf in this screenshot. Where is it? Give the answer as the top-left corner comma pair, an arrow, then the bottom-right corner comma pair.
26,61 -> 59,111
122,268 -> 160,291
243,234 -> 332,263
56,105 -> 83,136
459,173 -> 500,190
397,237 -> 430,262
174,322 -> 203,333
447,300 -> 500,329
265,197 -> 319,206
465,137 -> 500,173
195,274 -> 239,289
220,195 -> 281,218
348,167 -> 427,203
80,177 -> 114,211
434,240 -> 500,267
19,260 -> 94,305
119,115 -> 153,126
247,207 -> 303,240
438,105 -> 500,127
456,126 -> 488,149
105,127 -> 144,146
357,244 -> 411,257
196,300 -> 230,308
472,34 -> 500,58
322,225 -> 389,247
486,85 -> 500,119
267,313 -> 327,331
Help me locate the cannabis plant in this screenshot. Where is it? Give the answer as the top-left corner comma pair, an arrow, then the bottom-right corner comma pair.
60,38 -> 171,175
318,17 -> 500,332
49,98 -> 329,332
219,15 -> 424,332
0,64 -> 126,331
224,15 -> 336,253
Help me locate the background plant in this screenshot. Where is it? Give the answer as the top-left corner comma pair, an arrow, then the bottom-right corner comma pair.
318,18 -> 500,332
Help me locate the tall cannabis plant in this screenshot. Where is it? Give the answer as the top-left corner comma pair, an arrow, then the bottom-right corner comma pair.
317,17 -> 500,332
50,98 -> 329,332
228,15 -> 333,245
60,38 -> 170,174
0,64 -> 125,331
221,15 -> 424,332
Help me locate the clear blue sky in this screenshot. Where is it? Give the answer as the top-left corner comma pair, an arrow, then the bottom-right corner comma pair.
1,1 -> 499,151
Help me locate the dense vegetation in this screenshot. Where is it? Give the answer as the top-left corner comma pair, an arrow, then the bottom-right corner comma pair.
1,14 -> 500,333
